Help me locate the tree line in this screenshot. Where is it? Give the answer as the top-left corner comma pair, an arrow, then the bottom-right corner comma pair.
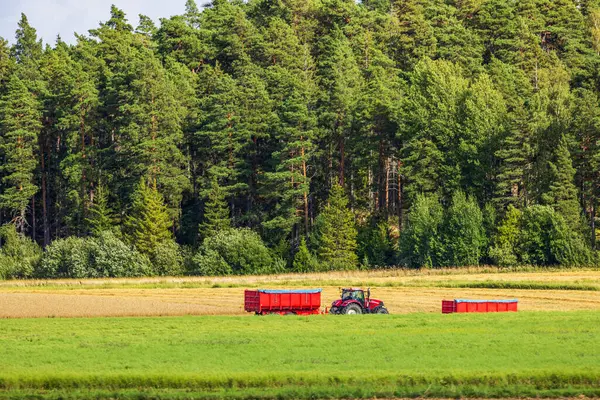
1,0 -> 600,278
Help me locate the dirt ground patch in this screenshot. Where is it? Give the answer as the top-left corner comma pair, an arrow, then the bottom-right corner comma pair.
2,286 -> 600,318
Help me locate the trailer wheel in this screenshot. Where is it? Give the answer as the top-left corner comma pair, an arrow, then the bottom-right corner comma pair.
375,307 -> 389,314
343,304 -> 362,315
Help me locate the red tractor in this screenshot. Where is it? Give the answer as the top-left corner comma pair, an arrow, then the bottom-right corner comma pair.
329,288 -> 389,314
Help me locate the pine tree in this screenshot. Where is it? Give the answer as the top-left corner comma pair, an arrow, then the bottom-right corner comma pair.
185,0 -> 202,28
0,75 -> 41,232
262,67 -> 317,244
571,89 -> 600,248
125,178 -> 172,256
352,50 -> 402,216
42,42 -> 99,239
136,15 -> 157,37
425,1 -> 484,73
316,26 -> 362,188
316,184 -> 358,269
399,58 -> 468,202
92,8 -> 189,221
199,177 -> 231,239
388,0 -> 437,69
232,62 -> 275,223
85,184 -> 116,236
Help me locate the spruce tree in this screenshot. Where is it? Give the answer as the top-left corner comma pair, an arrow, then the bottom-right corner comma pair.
85,184 -> 116,236
541,135 -> 581,231
293,237 -> 320,272
0,38 -> 12,87
125,178 -> 172,256
195,64 -> 242,199
0,75 -> 41,232
199,177 -> 231,239
316,184 -> 358,269
11,14 -> 43,80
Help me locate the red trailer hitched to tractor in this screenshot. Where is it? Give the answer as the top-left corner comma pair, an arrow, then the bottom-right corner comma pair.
244,287 -> 389,315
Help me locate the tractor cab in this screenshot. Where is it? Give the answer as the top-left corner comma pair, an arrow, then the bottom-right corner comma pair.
341,288 -> 365,303
330,287 -> 389,315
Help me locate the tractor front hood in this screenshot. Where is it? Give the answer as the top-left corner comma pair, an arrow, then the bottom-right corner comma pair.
368,299 -> 383,308
332,299 -> 361,308
331,299 -> 344,308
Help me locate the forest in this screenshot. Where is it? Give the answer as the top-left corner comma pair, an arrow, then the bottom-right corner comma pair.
1,0 -> 600,279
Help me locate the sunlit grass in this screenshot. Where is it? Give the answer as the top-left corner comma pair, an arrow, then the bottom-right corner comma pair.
1,311 -> 599,398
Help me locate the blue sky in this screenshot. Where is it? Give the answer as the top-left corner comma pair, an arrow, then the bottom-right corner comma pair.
0,0 -> 186,44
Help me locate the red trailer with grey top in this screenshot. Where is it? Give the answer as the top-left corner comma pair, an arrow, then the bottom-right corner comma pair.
442,299 -> 518,313
244,289 -> 322,315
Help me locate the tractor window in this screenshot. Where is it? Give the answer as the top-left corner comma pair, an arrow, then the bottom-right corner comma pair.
342,290 -> 364,302
355,291 -> 365,302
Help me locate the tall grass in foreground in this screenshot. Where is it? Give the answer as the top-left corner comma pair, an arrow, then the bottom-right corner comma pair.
0,311 -> 599,398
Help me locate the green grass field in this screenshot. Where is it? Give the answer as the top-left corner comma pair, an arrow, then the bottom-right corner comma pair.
1,311 -> 599,399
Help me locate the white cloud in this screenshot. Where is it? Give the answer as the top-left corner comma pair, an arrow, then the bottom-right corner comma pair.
0,0 -> 186,44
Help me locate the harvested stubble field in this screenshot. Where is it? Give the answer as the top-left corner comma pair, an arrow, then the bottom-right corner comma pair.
0,311 -> 599,399
1,268 -> 600,318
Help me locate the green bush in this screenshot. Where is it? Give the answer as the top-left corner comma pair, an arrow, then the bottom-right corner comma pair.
149,240 -> 184,276
38,232 -> 150,278
0,224 -> 41,279
399,194 -> 444,268
37,236 -> 91,278
189,228 -> 284,276
191,248 -> 233,276
87,231 -> 151,277
441,191 -> 486,266
519,205 -> 593,266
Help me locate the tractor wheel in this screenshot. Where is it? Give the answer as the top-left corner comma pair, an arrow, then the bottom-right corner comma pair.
343,304 -> 363,315
375,307 -> 389,314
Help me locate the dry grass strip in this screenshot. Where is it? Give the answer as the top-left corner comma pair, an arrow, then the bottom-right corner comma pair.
2,268 -> 600,290
2,286 -> 600,318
